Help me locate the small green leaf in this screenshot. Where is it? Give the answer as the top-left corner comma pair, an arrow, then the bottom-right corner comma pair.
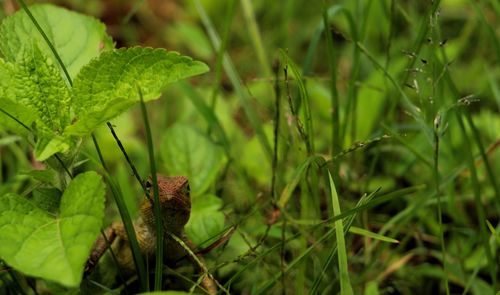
66,47 -> 209,136
0,171 -> 105,287
160,124 -> 226,196
0,4 -> 113,78
185,194 -> 225,246
34,133 -> 71,161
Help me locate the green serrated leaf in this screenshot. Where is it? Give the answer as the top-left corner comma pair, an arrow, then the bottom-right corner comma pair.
15,44 -> 71,131
0,44 -> 72,160
160,123 -> 226,196
66,47 -> 209,136
0,58 -> 37,135
64,97 -> 134,137
0,171 -> 105,287
0,4 -> 113,78
185,194 -> 225,246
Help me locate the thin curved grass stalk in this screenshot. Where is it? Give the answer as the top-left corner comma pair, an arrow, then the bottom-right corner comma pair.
169,233 -> 222,294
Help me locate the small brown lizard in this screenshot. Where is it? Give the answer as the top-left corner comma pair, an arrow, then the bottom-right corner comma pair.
85,175 -> 216,294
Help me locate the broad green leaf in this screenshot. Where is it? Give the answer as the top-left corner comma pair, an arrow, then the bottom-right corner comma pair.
0,4 -> 113,78
185,194 -> 225,246
0,171 -> 105,287
0,44 -> 72,160
31,188 -> 62,214
160,123 -> 226,196
66,47 -> 209,136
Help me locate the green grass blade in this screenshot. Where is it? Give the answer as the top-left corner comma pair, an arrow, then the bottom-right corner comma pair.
278,155 -> 325,208
309,190 -> 378,294
91,135 -> 149,291
486,220 -> 500,244
209,0 -> 236,108
138,88 -> 163,290
348,226 -> 399,244
106,123 -> 146,192
470,0 -> 500,63
322,5 -> 340,156
271,61 -> 281,201
254,227 -> 336,294
327,170 -> 353,295
433,115 -> 450,294
241,0 -> 272,78
282,51 -> 314,154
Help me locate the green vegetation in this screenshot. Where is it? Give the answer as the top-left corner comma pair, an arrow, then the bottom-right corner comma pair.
0,0 -> 498,294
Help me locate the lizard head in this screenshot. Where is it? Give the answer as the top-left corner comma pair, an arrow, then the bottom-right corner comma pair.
141,175 -> 191,233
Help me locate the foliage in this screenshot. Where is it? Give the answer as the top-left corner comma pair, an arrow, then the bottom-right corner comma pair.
1,0 -> 499,294
0,172 -> 105,286
0,3 -> 208,290
0,4 -> 208,161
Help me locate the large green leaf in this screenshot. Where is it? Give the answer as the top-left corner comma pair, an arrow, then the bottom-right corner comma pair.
160,124 -> 226,196
0,172 -> 105,287
66,47 -> 209,136
185,194 -> 225,246
0,4 -> 113,78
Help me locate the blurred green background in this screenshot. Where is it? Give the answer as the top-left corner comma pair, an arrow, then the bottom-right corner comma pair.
0,0 -> 499,294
